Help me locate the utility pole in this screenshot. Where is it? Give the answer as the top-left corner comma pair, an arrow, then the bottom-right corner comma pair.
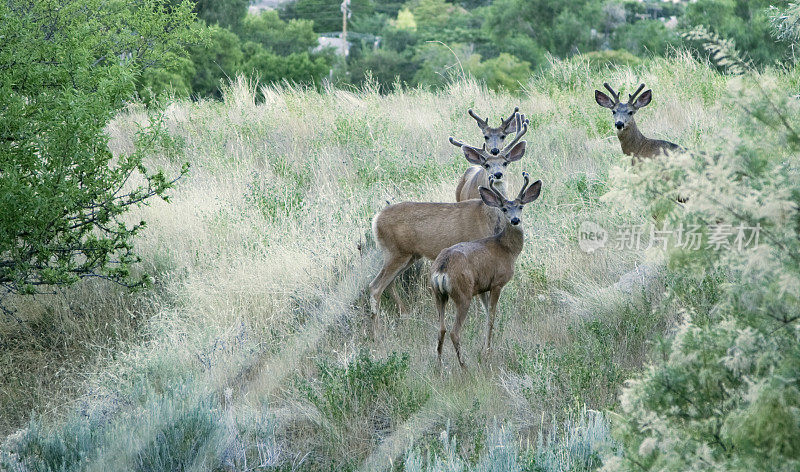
340,0 -> 350,68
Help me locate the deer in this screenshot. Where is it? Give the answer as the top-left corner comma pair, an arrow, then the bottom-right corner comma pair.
431,173 -> 542,369
368,139 -> 528,334
595,83 -> 681,164
450,108 -> 528,201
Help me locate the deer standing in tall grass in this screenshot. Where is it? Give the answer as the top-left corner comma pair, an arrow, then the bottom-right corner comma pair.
595,83 -> 680,164
368,139 -> 528,334
431,173 -> 542,369
450,109 -> 528,201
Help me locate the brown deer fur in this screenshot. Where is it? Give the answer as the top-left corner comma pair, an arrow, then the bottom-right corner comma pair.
595,83 -> 680,164
450,112 -> 528,201
369,198 -> 505,331
431,174 -> 542,368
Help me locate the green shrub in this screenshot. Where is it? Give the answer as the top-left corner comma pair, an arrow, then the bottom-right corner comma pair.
405,422 -> 523,472
297,350 -> 429,468
0,0 -> 197,296
602,31 -> 800,471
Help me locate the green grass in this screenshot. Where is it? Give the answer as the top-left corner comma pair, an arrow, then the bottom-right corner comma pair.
1,53 -> 783,470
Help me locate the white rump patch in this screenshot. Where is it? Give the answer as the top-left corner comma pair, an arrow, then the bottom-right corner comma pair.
431,272 -> 450,294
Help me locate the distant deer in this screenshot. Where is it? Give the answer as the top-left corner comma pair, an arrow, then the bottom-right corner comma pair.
368,140 -> 528,333
450,111 -> 529,201
595,83 -> 680,164
431,173 -> 542,369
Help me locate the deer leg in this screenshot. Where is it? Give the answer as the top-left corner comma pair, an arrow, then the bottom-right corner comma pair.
368,254 -> 412,335
389,256 -> 418,314
450,295 -> 471,370
483,286 -> 503,355
434,290 -> 448,367
478,292 -> 491,362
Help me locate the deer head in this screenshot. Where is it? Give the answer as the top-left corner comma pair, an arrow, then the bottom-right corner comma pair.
466,107 -> 526,156
595,83 -> 652,132
449,113 -> 528,186
478,172 -> 542,227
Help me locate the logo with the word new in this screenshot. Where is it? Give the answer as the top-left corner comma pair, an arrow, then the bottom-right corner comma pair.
579,221 -> 608,253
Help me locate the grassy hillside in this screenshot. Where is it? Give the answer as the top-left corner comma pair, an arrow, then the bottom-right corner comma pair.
0,53 -> 748,470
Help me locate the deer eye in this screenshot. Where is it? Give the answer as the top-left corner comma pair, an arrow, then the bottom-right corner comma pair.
483,164 -> 490,169
501,208 -> 507,212
502,162 -> 508,167
628,111 -> 633,115
484,135 -> 489,140
500,135 -> 506,139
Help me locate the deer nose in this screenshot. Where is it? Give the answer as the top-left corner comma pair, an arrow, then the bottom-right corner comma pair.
510,217 -> 520,225
493,172 -> 503,180
615,121 -> 624,130
490,148 -> 500,155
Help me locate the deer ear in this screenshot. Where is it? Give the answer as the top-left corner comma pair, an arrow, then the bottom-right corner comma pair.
504,141 -> 526,163
595,90 -> 615,109
479,186 -> 504,208
634,90 -> 652,108
520,180 -> 542,204
462,145 -> 485,165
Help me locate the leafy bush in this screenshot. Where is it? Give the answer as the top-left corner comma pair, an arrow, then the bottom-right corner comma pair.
297,349 -> 429,468
528,408 -> 615,472
469,53 -> 532,92
405,422 -> 524,472
602,30 -> 800,471
0,0 -> 197,296
1,382 -> 224,472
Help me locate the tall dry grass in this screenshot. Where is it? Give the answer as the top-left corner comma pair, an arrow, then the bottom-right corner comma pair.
1,53 -> 742,470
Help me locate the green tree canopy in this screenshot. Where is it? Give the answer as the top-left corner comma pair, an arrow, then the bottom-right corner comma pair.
683,0 -> 791,66
0,0 -> 200,296
280,0 -> 375,33
192,0 -> 249,29
237,10 -> 319,56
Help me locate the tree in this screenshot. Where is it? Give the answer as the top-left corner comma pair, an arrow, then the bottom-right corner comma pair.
483,0 -> 604,59
187,25 -> 245,98
682,0 -> 792,66
349,49 -> 418,91
241,42 -> 331,85
280,0 -> 375,33
611,20 -> 679,57
237,10 -> 319,56
192,0 -> 248,29
0,0 -> 200,298
469,52 -> 531,92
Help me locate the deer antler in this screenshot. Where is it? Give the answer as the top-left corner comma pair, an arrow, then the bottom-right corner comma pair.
500,113 -> 528,155
449,136 -> 465,148
628,83 -> 646,104
488,176 -> 506,200
515,172 -> 531,202
500,107 -> 520,129
603,83 -> 621,104
468,109 -> 488,128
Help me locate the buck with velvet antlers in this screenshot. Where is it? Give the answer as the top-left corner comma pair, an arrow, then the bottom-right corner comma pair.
368,134 -> 529,335
595,83 -> 680,163
431,173 -> 542,369
449,110 -> 528,201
